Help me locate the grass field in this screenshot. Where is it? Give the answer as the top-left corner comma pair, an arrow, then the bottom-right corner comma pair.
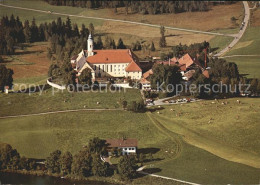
226,56 -> 260,78
0,88 -> 142,116
225,26 -> 260,56
3,42 -> 50,80
0,94 -> 260,184
149,98 -> 260,165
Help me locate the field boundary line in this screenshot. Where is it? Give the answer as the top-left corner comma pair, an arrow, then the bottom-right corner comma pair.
0,108 -> 123,119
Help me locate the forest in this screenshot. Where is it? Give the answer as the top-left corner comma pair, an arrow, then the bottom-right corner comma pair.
42,0 -> 234,14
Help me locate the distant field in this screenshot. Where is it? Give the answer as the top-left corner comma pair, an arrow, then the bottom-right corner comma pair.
226,56 -> 260,78
3,42 -> 50,80
0,0 -> 242,59
0,0 -> 242,32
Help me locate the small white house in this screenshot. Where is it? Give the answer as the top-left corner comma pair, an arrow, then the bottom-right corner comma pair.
106,138 -> 138,155
4,86 -> 9,94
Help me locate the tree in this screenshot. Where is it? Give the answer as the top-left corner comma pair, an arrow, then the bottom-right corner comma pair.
61,52 -> 76,86
46,150 -> 62,173
127,100 -> 145,112
117,155 -> 137,180
249,78 -> 258,94
150,41 -> 155,51
0,65 -> 14,92
78,68 -> 92,86
87,137 -> 107,155
0,143 -> 20,170
89,23 -> 94,35
72,149 -> 92,177
150,64 -> 182,91
96,36 -> 103,49
23,20 -> 32,43
117,38 -> 126,49
159,26 -> 166,48
91,155 -> 110,177
60,151 -> 73,175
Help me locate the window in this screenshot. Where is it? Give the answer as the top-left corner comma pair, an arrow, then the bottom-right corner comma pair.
103,65 -> 104,72
94,65 -> 96,70
98,65 -> 100,71
110,65 -> 112,72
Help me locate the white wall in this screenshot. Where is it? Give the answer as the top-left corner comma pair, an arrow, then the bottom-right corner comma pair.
126,71 -> 142,80
119,147 -> 136,155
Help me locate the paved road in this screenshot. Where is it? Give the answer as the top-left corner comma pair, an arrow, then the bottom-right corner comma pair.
214,1 -> 250,57
0,3 -> 232,37
0,108 -> 122,119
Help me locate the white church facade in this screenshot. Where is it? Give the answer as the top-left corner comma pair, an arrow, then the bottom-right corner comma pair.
71,34 -> 142,81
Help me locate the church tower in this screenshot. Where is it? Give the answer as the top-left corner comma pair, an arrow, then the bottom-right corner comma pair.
87,34 -> 94,56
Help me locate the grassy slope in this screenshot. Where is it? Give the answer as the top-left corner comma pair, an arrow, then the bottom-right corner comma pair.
0,88 -> 142,116
0,111 -> 169,159
226,56 -> 260,78
150,98 -> 260,156
0,92 -> 259,183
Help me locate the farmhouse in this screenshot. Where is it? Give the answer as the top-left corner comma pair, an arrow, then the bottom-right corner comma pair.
71,34 -> 142,81
106,138 -> 138,155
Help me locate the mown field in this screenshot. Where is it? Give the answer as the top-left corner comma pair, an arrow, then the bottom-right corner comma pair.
0,94 -> 260,184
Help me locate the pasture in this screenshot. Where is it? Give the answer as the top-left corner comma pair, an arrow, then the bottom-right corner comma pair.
0,96 -> 259,184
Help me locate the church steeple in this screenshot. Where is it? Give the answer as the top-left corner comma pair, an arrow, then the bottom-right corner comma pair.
88,34 -> 94,56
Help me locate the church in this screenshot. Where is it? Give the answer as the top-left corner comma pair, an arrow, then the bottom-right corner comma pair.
71,34 -> 142,81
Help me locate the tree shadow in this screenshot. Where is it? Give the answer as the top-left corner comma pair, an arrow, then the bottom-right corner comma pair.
210,47 -> 219,52
149,107 -> 165,113
138,147 -> 160,155
165,34 -> 180,38
14,50 -> 42,55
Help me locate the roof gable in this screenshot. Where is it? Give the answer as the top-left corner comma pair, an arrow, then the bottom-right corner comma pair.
106,138 -> 138,148
125,61 -> 142,72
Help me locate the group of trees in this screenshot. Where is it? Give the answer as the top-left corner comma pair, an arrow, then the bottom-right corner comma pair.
43,1 -> 234,15
190,58 -> 242,98
150,64 -> 182,91
0,138 -> 138,181
0,65 -> 14,92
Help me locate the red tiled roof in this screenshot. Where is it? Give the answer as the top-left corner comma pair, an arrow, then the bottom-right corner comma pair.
202,69 -> 210,78
178,54 -> 194,68
143,69 -> 153,79
155,61 -> 176,66
125,61 -> 142,72
140,78 -> 150,84
86,49 -> 135,64
106,138 -> 138,148
171,57 -> 178,63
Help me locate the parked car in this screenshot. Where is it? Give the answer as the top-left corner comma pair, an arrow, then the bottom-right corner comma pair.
169,100 -> 176,103
147,102 -> 154,106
